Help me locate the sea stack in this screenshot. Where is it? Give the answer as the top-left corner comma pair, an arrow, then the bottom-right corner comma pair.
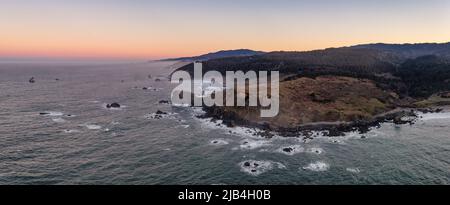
106,102 -> 121,108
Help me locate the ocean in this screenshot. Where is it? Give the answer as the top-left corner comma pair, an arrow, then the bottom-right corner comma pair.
0,61 -> 449,184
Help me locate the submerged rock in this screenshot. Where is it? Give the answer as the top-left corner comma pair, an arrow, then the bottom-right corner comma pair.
392,111 -> 416,125
159,100 -> 170,104
156,110 -> 167,115
146,110 -> 175,120
106,103 -> 121,109
282,147 -> 293,153
239,160 -> 286,176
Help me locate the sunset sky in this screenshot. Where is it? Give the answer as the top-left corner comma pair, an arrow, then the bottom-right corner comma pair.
1,0 -> 450,60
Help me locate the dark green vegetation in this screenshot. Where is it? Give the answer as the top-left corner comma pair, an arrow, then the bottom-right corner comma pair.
176,43 -> 450,99
396,55 -> 450,98
174,43 -> 450,135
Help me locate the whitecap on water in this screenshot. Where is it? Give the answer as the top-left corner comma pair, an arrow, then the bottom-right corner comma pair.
197,116 -> 280,139
302,161 -> 330,172
321,137 -> 345,145
419,112 -> 450,121
306,147 -> 324,155
52,118 -> 66,123
239,160 -> 286,176
179,124 -> 190,128
144,111 -> 177,120
237,139 -> 271,150
39,111 -> 64,116
172,103 -> 191,107
346,167 -> 361,173
63,129 -> 80,133
81,124 -> 102,130
276,145 -> 304,155
210,139 -> 229,146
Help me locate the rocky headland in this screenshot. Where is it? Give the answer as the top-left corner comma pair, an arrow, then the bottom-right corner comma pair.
173,43 -> 450,137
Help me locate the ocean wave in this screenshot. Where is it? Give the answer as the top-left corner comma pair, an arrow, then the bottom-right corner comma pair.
419,112 -> 450,121
239,160 -> 286,176
302,161 -> 330,172
306,147 -> 324,155
276,145 -> 304,155
81,124 -> 102,130
63,129 -> 81,133
210,139 -> 229,146
144,111 -> 177,120
52,118 -> 66,123
197,116 -> 279,139
39,111 -> 64,116
236,139 -> 271,150
346,167 -> 361,173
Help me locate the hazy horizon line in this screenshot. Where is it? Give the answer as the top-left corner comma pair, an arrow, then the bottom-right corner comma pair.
2,40 -> 449,62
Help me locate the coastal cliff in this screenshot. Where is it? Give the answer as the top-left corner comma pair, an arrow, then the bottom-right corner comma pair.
175,43 -> 450,136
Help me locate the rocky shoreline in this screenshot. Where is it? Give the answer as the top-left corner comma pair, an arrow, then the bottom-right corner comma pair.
198,105 -> 445,138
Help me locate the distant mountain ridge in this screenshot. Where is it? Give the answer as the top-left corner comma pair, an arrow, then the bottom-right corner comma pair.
351,42 -> 450,59
160,49 -> 265,62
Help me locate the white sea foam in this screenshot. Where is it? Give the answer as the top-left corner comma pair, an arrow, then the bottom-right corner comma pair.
239,160 -> 286,176
419,112 -> 450,121
307,147 -> 324,155
237,139 -> 271,150
172,103 -> 191,107
82,124 -> 102,130
176,119 -> 187,123
210,139 -> 229,146
52,118 -> 66,123
316,137 -> 345,144
63,129 -> 80,133
144,111 -> 177,120
276,145 -> 304,155
197,116 -> 280,139
302,161 -> 330,172
346,167 -> 361,173
178,124 -> 190,128
40,111 -> 63,116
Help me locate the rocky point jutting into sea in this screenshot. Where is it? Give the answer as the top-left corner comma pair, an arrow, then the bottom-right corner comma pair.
173,43 -> 450,137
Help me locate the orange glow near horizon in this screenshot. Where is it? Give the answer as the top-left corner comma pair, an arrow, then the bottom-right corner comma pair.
1,0 -> 449,60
